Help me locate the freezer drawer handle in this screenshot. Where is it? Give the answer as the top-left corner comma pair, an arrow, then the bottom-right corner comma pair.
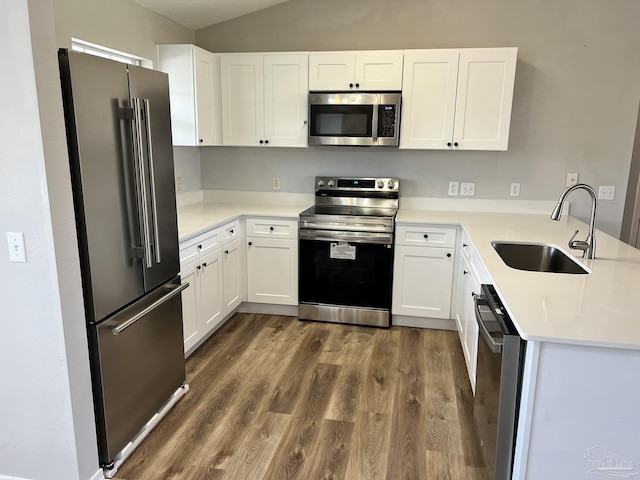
111,282 -> 189,336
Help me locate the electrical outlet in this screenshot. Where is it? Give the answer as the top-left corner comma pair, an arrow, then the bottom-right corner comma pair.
448,181 -> 459,196
460,182 -> 476,196
7,232 -> 27,263
566,172 -> 578,187
176,176 -> 182,192
272,177 -> 281,190
510,183 -> 521,197
598,185 -> 615,200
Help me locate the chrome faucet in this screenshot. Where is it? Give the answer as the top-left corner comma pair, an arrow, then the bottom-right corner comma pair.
550,184 -> 597,259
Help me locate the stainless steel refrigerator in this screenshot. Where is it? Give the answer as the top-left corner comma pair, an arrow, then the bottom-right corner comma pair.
58,49 -> 188,473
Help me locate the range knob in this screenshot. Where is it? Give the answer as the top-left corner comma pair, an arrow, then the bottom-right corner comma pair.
327,179 -> 335,187
317,179 -> 325,187
387,180 -> 396,189
377,181 -> 384,189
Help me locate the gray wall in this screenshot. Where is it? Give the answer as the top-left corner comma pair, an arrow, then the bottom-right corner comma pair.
196,0 -> 640,237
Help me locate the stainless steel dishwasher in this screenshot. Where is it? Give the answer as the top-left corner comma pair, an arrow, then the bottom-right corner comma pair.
473,284 -> 526,480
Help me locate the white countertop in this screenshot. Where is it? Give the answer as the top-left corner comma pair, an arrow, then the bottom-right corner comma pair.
177,198 -> 640,351
398,209 -> 640,351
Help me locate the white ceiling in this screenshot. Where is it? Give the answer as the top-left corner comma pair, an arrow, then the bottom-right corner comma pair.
130,0 -> 293,30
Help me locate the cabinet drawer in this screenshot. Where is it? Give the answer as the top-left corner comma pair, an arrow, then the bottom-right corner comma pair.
245,218 -> 298,239
179,228 -> 222,266
222,220 -> 240,243
395,225 -> 456,248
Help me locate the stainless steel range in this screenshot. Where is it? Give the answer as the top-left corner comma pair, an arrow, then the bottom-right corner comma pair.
298,177 -> 399,327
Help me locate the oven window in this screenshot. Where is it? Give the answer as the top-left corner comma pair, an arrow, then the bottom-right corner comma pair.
309,105 -> 373,137
299,239 -> 393,309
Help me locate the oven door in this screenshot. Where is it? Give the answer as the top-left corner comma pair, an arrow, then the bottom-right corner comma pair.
299,230 -> 394,321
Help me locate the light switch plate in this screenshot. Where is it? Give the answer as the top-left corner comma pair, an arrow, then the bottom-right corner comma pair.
272,177 -> 281,190
566,172 -> 578,187
510,183 -> 521,197
7,232 -> 27,263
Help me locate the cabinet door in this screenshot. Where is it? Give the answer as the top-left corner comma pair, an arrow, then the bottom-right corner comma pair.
400,49 -> 459,149
264,54 -> 309,147
309,53 -> 356,91
193,47 -> 220,145
454,48 -> 517,151
180,260 -> 199,353
463,272 -> 481,393
355,51 -> 404,91
221,55 -> 265,146
199,248 -> 223,332
455,254 -> 470,339
222,238 -> 242,314
392,246 -> 454,319
246,237 -> 298,305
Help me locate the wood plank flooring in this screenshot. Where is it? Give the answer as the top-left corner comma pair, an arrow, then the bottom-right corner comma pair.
113,313 -> 488,480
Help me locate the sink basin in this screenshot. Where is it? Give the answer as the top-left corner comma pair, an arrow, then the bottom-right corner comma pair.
491,241 -> 589,274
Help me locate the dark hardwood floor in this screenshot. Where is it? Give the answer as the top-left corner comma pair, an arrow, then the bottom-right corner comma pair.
113,313 -> 488,480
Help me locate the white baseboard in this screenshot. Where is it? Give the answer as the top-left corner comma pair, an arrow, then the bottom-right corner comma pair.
392,315 -> 457,330
88,469 -> 105,480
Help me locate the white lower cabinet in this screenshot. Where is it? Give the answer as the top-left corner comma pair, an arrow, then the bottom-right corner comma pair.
222,237 -> 242,313
179,221 -> 242,355
392,224 -> 456,323
180,246 -> 223,354
245,218 -> 298,306
392,245 -> 455,318
455,236 -> 488,393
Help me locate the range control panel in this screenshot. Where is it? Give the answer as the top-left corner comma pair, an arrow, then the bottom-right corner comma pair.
315,177 -> 400,193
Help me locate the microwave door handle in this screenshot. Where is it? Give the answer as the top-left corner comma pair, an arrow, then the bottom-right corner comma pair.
372,104 -> 379,142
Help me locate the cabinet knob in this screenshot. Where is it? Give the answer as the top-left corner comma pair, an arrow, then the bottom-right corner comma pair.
423,234 -> 429,239
355,83 -> 360,88
447,253 -> 452,258
471,292 -> 477,297
196,265 -> 201,270
199,138 -> 203,143
349,83 -> 354,88
248,241 -> 252,246
202,262 -> 207,267
454,142 -> 459,147
265,140 -> 269,144
198,244 -> 202,249
447,142 -> 452,147
463,243 -> 468,248
230,229 -> 234,234
225,250 -> 229,254
259,140 -> 264,144
463,270 -> 468,275
270,226 -> 274,231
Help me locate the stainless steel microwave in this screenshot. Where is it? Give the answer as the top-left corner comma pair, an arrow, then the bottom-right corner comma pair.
308,92 -> 401,146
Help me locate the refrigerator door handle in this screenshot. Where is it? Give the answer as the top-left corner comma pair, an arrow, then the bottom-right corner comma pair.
143,98 -> 161,264
132,97 -> 153,268
111,282 -> 189,336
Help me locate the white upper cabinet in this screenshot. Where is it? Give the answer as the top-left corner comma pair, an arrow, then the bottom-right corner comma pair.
158,44 -> 221,146
220,53 -> 308,147
400,47 -> 517,151
309,51 -> 404,91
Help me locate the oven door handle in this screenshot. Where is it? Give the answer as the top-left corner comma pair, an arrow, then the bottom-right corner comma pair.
299,229 -> 393,244
475,295 -> 503,353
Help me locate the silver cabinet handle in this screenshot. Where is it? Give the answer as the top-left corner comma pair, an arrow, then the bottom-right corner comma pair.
111,282 -> 189,335
143,98 -> 161,264
132,97 -> 153,268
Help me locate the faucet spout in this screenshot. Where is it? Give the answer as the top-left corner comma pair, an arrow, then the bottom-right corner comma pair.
550,183 -> 598,259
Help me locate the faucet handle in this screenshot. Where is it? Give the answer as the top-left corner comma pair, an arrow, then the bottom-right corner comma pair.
569,229 -> 580,244
569,229 -> 589,251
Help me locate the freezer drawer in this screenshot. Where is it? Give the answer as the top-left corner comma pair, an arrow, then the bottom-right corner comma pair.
93,279 -> 187,465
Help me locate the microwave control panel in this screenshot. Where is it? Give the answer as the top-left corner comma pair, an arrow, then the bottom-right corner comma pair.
378,105 -> 398,138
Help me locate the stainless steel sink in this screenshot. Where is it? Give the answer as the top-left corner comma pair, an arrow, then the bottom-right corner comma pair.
491,241 -> 590,274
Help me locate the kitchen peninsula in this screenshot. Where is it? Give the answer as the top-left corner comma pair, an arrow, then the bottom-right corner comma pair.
178,194 -> 640,480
